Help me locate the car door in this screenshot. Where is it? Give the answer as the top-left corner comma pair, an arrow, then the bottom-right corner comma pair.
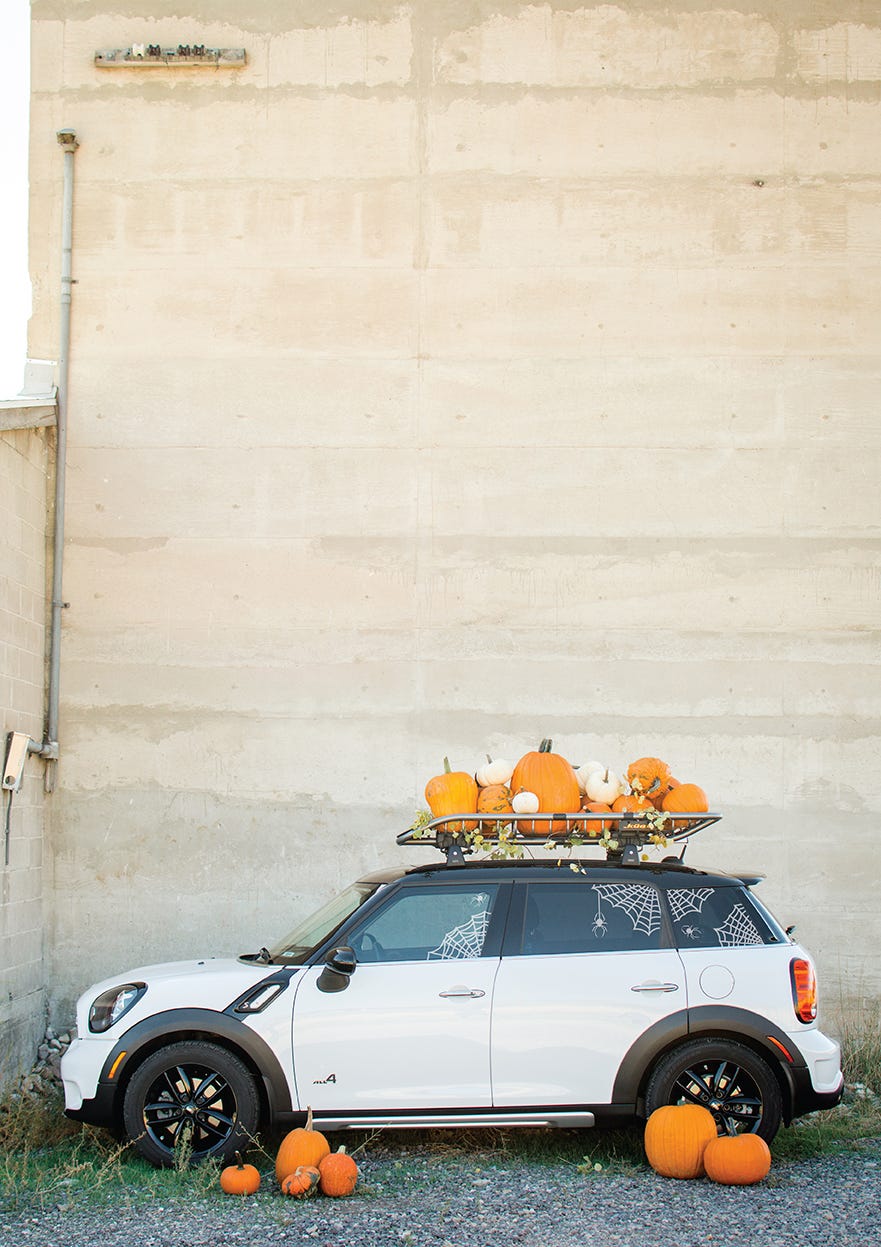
491,879 -> 686,1107
290,881 -> 507,1112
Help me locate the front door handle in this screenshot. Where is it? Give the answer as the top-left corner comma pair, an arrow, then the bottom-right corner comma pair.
439,987 -> 486,999
630,981 -> 680,993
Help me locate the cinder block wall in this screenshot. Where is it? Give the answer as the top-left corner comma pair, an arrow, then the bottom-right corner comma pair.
0,426 -> 49,1092
27,2 -> 881,1019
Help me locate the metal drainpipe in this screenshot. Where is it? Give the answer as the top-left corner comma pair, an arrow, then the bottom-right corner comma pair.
39,128 -> 79,785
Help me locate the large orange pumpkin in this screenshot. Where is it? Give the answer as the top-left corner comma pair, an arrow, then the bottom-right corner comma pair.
626,757 -> 672,799
275,1107 -> 331,1184
643,1104 -> 717,1179
424,757 -> 478,833
703,1134 -> 771,1186
510,739 -> 580,834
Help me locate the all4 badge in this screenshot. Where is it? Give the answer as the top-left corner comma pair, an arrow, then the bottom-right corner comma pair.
312,1072 -> 337,1084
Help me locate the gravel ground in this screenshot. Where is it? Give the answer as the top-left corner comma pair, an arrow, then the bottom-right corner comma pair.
2,1140 -> 878,1247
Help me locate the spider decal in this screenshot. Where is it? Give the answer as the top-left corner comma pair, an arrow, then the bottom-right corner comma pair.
681,925 -> 702,941
592,892 -> 608,938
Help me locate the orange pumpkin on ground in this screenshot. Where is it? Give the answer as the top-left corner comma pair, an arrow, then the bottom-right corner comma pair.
281,1166 -> 321,1197
424,757 -> 478,833
220,1152 -> 261,1196
510,739 -> 581,834
275,1107 -> 331,1184
643,1104 -> 717,1180
703,1134 -> 771,1186
626,757 -> 672,800
661,782 -> 709,829
476,784 -> 513,817
318,1146 -> 359,1197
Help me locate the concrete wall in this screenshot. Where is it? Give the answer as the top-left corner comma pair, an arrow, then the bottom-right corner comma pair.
0,424 -> 49,1091
27,1 -> 881,1021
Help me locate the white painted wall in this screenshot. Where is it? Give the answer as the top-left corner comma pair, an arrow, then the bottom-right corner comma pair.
25,1 -> 881,1022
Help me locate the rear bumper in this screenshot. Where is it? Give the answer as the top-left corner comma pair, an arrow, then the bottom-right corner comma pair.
790,1066 -> 844,1120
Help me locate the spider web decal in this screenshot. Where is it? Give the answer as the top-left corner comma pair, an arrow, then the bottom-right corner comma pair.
593,885 -> 661,937
427,911 -> 490,960
714,903 -> 764,947
667,888 -> 715,924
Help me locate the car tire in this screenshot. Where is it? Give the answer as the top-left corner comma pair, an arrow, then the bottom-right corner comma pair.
644,1038 -> 783,1142
122,1040 -> 261,1167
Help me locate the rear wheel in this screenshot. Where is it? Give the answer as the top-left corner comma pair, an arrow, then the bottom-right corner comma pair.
122,1040 -> 261,1167
644,1038 -> 783,1142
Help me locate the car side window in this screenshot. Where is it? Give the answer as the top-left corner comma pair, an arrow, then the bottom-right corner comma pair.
666,886 -> 778,948
348,885 -> 500,963
519,882 -> 663,954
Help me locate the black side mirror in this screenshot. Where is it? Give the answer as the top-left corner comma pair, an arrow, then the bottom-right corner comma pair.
316,945 -> 357,993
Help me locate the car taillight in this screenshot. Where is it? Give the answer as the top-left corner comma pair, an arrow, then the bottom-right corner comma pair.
790,957 -> 817,1023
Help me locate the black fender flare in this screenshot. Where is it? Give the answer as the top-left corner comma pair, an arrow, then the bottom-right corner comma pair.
611,1005 -> 804,1114
98,1008 -> 293,1120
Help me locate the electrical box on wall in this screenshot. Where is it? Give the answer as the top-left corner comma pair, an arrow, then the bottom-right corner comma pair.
3,732 -> 32,791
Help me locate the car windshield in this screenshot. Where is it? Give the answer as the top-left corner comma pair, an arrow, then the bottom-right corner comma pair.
268,882 -> 380,964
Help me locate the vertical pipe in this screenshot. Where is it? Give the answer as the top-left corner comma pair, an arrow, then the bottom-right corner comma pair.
43,129 -> 79,774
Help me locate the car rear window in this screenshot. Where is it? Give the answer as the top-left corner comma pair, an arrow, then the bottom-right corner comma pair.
665,885 -> 781,948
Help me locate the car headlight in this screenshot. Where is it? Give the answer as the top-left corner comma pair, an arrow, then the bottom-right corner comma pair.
88,983 -> 146,1033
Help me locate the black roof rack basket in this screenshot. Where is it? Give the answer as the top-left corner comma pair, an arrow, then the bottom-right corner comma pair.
398,811 -> 721,865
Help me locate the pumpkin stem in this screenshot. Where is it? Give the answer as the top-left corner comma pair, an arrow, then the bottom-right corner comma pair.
443,756 -> 452,773
647,778 -> 661,795
486,754 -> 493,763
540,738 -> 552,753
235,1150 -> 244,1169
304,1106 -> 313,1131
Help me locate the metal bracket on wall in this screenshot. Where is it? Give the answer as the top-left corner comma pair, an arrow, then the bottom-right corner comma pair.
95,46 -> 246,68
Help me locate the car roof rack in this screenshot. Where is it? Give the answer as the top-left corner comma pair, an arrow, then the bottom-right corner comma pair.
397,811 -> 721,866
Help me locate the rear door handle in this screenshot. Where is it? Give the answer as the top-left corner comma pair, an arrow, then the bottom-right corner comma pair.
631,981 -> 679,993
439,987 -> 486,999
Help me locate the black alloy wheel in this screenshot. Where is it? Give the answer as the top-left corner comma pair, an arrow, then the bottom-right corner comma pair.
645,1038 -> 783,1142
122,1040 -> 261,1167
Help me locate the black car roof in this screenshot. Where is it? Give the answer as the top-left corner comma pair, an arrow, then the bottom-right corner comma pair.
359,859 -> 762,889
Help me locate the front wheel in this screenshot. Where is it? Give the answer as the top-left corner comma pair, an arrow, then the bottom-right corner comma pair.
644,1038 -> 783,1142
122,1040 -> 261,1166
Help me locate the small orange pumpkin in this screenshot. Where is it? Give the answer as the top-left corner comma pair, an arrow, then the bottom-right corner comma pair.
643,1105 -> 717,1179
661,782 -> 709,829
220,1151 -> 261,1196
611,793 -> 654,815
581,801 -> 614,834
318,1145 -> 359,1197
510,739 -> 581,833
275,1107 -> 331,1184
626,757 -> 672,799
476,783 -> 513,817
280,1165 -> 321,1197
425,757 -> 478,833
703,1134 -> 771,1185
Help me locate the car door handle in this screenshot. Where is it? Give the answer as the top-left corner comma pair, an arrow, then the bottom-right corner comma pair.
439,987 -> 486,999
630,981 -> 680,993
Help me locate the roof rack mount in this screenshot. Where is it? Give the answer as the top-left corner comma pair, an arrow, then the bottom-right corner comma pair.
398,812 -> 721,865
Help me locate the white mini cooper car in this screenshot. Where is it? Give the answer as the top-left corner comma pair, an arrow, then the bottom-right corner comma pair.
61,818 -> 844,1166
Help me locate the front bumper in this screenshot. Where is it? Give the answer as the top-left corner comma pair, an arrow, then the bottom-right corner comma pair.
61,1036 -> 118,1127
